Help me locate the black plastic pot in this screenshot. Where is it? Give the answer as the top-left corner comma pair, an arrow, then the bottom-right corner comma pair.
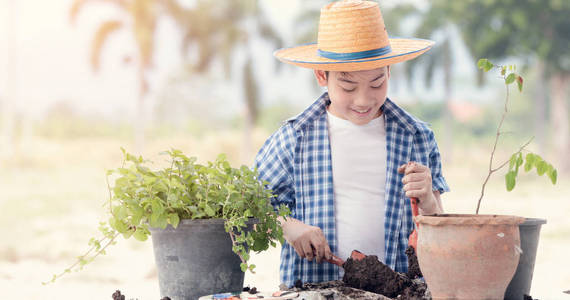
149,218 -> 254,300
504,218 -> 546,300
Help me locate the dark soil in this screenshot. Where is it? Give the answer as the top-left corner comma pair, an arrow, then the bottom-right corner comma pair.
397,280 -> 428,300
112,290 -> 126,300
405,246 -> 422,279
111,290 -> 170,300
342,255 -> 412,298
243,286 -> 258,294
291,280 -> 385,299
290,279 -> 429,300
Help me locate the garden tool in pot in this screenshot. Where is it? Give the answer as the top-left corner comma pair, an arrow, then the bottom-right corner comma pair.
408,197 -> 420,250
406,197 -> 423,278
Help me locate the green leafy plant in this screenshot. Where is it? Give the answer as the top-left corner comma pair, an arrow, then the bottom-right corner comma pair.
44,148 -> 290,284
476,59 -> 557,214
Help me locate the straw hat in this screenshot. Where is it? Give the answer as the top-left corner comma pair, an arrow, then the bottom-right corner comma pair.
274,0 -> 434,71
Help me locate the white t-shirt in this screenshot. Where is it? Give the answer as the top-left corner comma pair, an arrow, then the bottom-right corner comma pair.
327,110 -> 387,265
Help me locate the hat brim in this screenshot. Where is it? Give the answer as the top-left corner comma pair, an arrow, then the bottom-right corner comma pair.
274,38 -> 434,71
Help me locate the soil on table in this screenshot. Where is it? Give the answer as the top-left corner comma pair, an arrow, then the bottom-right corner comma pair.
342,255 -> 411,298
405,246 -> 422,279
301,251 -> 428,299
290,280 -> 390,299
290,279 -> 429,300
112,290 -> 171,300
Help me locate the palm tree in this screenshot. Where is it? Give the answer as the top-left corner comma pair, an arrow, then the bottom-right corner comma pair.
392,4 -> 456,161
435,0 -> 570,171
70,0 -> 162,152
163,0 -> 283,160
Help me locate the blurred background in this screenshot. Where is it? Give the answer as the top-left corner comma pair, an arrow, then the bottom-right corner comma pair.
0,0 -> 569,299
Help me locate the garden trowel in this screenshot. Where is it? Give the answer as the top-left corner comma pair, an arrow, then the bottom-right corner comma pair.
408,197 -> 419,250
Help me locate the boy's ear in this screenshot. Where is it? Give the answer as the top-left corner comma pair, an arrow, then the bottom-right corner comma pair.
314,70 -> 328,87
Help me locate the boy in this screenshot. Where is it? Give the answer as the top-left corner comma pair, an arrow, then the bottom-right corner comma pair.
254,0 -> 449,288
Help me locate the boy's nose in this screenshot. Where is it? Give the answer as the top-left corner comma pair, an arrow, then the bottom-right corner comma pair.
354,93 -> 373,107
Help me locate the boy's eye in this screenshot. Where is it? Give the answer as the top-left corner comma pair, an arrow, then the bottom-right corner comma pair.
339,84 -> 356,92
371,82 -> 384,89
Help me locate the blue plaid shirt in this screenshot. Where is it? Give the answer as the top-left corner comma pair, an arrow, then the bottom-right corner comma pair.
254,92 -> 449,287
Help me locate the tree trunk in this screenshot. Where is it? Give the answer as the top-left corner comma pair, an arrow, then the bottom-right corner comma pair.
534,62 -> 546,153
241,56 -> 258,163
442,39 -> 453,163
134,67 -> 147,154
549,73 -> 570,172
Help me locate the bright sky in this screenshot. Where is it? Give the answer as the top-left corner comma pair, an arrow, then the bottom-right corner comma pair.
0,0 -> 311,121
0,0 -> 477,122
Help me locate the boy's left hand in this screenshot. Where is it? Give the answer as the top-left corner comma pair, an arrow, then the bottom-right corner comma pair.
398,161 -> 442,215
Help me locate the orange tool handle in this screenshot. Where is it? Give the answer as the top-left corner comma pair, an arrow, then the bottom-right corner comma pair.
410,197 -> 419,218
324,250 -> 367,267
409,197 -> 420,250
324,254 -> 345,267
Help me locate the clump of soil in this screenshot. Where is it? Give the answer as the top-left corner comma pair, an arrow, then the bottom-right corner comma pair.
405,246 -> 422,279
398,279 -> 429,300
288,252 -> 428,299
112,290 -> 126,300
342,255 -> 412,298
290,280 -> 384,299
290,279 -> 430,300
243,286 -> 258,294
111,290 -> 170,300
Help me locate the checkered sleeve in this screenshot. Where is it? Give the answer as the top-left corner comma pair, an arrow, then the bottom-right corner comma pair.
428,130 -> 450,194
254,124 -> 297,211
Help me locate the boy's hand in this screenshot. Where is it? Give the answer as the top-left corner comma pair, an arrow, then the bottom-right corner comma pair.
279,217 -> 332,263
398,161 -> 442,215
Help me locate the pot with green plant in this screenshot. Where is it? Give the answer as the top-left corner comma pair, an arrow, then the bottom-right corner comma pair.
414,59 -> 557,300
45,149 -> 290,300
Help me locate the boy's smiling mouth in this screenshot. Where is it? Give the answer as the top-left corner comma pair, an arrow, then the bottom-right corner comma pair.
352,107 -> 372,115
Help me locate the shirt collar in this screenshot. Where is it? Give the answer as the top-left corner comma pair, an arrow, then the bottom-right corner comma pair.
288,92 -> 422,134
381,98 -> 419,134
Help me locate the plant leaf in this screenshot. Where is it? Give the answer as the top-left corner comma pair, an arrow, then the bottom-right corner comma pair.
505,171 -> 516,191
204,205 -> 215,217
509,154 -> 517,170
524,153 -> 535,172
133,228 -> 148,241
169,213 -> 180,228
477,58 -> 494,72
536,160 -> 547,175
516,75 -> 524,92
547,167 -> 557,184
505,73 -> 516,84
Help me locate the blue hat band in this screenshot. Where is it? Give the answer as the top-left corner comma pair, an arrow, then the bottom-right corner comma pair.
317,45 -> 392,61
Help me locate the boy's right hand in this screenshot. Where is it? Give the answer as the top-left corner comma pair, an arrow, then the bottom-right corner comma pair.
280,217 -> 332,263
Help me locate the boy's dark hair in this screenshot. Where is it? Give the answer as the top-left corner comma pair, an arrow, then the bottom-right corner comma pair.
324,67 -> 389,80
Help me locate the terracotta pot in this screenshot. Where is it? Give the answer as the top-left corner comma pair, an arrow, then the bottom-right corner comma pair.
414,214 -> 525,300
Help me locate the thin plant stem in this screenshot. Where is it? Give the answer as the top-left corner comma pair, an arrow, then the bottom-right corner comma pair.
43,233 -> 119,284
476,74 -> 510,214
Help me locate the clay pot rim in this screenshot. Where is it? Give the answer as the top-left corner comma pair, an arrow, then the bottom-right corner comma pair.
414,214 -> 526,225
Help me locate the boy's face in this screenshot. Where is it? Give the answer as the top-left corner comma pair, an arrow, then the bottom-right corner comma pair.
314,67 -> 390,126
